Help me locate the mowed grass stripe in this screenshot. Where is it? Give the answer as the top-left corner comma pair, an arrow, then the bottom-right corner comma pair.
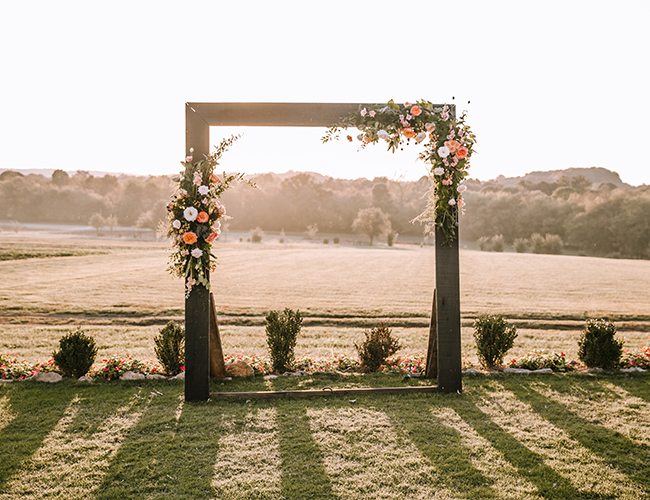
430,407 -> 539,500
0,394 -> 14,432
531,380 -> 650,448
212,409 -> 282,500
306,406 -> 457,500
473,382 -> 648,499
0,393 -> 146,500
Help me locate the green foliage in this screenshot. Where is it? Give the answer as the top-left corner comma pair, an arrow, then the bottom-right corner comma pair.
154,321 -> 185,375
578,319 -> 623,369
52,329 -> 98,378
265,308 -> 302,373
250,226 -> 264,243
355,323 -> 402,373
352,206 -> 392,245
513,238 -> 528,253
473,314 -> 518,369
491,234 -> 504,252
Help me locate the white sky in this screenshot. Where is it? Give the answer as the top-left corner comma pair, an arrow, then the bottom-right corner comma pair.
1,0 -> 649,185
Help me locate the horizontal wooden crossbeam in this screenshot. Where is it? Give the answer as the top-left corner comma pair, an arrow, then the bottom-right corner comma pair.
210,385 -> 439,400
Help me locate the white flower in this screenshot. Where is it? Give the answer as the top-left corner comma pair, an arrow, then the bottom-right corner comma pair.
448,198 -> 457,206
458,185 -> 467,193
198,185 -> 209,196
360,108 -> 367,117
414,132 -> 427,144
185,156 -> 193,162
433,167 -> 445,176
357,134 -> 364,141
377,130 -> 390,141
191,248 -> 203,258
172,220 -> 181,229
438,146 -> 450,158
184,206 -> 198,221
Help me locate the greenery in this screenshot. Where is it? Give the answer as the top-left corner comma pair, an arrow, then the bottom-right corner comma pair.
52,329 -> 98,378
154,321 -> 185,375
355,323 -> 402,373
473,314 -> 518,369
92,354 -> 160,381
265,308 -> 303,373
506,351 -> 570,371
578,319 -> 624,369
249,226 -> 264,242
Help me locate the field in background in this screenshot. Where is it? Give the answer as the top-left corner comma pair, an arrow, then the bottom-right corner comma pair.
1,229 -> 649,365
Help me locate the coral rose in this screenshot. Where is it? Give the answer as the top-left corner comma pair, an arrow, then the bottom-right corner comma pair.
402,128 -> 416,139
182,232 -> 198,245
196,211 -> 209,223
455,146 -> 469,159
410,105 -> 422,116
444,140 -> 460,154
206,231 -> 220,243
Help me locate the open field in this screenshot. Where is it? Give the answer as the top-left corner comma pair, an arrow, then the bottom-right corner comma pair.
1,230 -> 649,365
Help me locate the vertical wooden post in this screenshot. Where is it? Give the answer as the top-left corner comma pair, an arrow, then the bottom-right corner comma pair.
425,288 -> 437,378
435,224 -> 462,393
185,103 -> 211,401
209,292 -> 227,378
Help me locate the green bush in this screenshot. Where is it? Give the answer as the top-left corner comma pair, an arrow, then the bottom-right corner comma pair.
491,234 -> 504,252
355,323 -> 402,373
154,321 -> 185,375
578,319 -> 623,369
265,308 -> 302,373
52,329 -> 98,378
250,226 -> 264,243
513,238 -> 528,253
473,314 -> 518,369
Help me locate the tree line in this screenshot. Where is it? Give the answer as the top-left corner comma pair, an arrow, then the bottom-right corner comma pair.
1,168 -> 648,259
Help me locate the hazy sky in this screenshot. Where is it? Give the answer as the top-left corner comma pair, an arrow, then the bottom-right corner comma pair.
1,0 -> 648,185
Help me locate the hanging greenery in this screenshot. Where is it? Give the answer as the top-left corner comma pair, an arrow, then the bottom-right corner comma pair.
323,99 -> 476,244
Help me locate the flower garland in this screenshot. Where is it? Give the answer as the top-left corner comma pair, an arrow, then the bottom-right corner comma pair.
323,100 -> 476,244
166,135 -> 251,296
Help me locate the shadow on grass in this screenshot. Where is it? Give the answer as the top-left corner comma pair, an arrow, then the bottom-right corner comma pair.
500,376 -> 650,492
0,382 -> 76,491
275,401 -> 339,500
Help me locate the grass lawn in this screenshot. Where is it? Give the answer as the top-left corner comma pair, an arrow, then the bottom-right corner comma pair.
2,373 -> 650,499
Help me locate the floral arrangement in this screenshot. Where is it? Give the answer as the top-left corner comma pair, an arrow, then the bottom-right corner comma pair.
506,351 -> 571,372
166,135 -> 252,296
323,100 -> 476,244
91,354 -> 162,381
620,346 -> 650,369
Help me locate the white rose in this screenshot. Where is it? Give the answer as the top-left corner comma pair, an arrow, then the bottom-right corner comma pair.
198,185 -> 209,196
183,207 -> 198,221
191,248 -> 203,258
448,198 -> 457,206
414,132 -> 427,144
377,130 -> 389,141
438,146 -> 450,158
458,185 -> 467,193
172,220 -> 181,229
433,167 -> 445,176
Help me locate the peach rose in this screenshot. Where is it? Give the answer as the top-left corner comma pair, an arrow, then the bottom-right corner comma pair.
410,105 -> 422,116
402,128 -> 416,139
196,211 -> 209,223
210,174 -> 220,184
455,146 -> 469,159
182,232 -> 198,245
206,231 -> 220,243
444,140 -> 460,153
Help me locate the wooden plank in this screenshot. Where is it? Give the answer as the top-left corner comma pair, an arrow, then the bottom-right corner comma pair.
188,102 -> 373,128
184,283 -> 211,401
186,103 -> 210,161
210,385 -> 439,400
209,292 -> 226,378
435,225 -> 462,393
425,288 -> 438,378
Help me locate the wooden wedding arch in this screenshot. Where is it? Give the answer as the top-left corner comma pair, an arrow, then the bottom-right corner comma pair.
184,102 -> 462,401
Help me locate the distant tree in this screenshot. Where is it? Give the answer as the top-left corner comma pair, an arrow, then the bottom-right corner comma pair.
105,215 -> 118,234
352,207 -> 392,245
305,223 -> 318,239
51,169 -> 70,186
136,210 -> 158,234
89,213 -> 105,234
